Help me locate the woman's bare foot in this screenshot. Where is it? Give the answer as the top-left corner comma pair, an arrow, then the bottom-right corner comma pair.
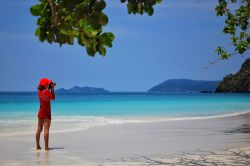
45,147 -> 52,151
36,146 -> 42,150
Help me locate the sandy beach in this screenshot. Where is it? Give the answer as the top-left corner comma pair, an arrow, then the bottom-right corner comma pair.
0,113 -> 250,166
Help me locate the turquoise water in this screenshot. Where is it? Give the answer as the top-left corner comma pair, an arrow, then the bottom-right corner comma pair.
0,92 -> 250,136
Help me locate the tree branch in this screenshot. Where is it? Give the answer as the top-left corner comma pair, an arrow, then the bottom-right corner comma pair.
48,0 -> 59,27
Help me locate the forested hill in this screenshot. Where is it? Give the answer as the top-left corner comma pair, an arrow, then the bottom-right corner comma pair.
56,86 -> 110,93
148,79 -> 220,93
215,58 -> 250,93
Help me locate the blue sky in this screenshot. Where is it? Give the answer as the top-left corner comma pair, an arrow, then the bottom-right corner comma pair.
0,0 -> 249,92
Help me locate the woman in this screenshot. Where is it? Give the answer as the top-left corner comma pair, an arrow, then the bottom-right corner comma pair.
36,78 -> 56,150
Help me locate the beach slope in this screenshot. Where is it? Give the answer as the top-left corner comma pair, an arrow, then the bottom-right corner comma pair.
0,113 -> 250,165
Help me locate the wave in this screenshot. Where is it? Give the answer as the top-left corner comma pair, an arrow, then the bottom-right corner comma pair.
146,110 -> 250,122
0,110 -> 250,137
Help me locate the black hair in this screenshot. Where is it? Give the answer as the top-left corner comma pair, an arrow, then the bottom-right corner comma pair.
37,85 -> 46,91
48,82 -> 53,89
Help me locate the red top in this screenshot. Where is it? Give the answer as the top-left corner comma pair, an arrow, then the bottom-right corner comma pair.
38,89 -> 55,120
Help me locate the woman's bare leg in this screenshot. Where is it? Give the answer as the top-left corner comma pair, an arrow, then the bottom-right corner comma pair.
36,118 -> 43,150
43,119 -> 51,150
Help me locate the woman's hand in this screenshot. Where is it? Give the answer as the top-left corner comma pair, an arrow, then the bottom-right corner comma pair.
51,82 -> 56,88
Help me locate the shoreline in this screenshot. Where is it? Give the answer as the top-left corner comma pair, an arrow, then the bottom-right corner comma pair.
0,112 -> 250,165
1,110 -> 250,137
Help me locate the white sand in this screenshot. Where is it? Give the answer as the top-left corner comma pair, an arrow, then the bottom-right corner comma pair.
0,113 -> 250,165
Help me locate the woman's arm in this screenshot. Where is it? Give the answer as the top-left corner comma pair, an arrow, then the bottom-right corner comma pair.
44,89 -> 55,100
50,87 -> 55,100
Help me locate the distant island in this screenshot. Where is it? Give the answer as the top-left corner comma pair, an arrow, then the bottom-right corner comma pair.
55,86 -> 110,93
148,79 -> 220,93
215,58 -> 250,93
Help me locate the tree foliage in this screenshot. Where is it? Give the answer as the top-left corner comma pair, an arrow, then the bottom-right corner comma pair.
120,0 -> 162,16
30,0 -> 249,58
30,0 -> 161,56
215,0 -> 250,59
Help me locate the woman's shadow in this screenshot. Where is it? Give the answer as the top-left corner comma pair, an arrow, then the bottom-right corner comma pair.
48,147 -> 64,150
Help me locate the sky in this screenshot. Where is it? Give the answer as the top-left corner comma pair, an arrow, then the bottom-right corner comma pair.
0,0 -> 249,92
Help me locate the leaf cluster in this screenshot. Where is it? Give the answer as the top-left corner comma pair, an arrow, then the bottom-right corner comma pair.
215,0 -> 250,59
30,0 -> 114,56
30,0 -> 162,56
120,0 -> 162,16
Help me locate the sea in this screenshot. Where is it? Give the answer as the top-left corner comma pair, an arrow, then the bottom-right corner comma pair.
0,92 -> 250,137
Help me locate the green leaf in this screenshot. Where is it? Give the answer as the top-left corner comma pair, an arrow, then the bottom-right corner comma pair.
98,46 -> 106,56
90,12 -> 108,26
247,36 -> 250,43
35,28 -> 41,36
221,52 -> 230,59
99,32 -> 115,47
97,13 -> 108,26
94,0 -> 106,11
56,33 -> 69,46
86,45 -> 96,56
30,3 -> 46,16
80,33 -> 91,48
147,6 -> 154,16
85,29 -> 98,38
231,35 -> 238,44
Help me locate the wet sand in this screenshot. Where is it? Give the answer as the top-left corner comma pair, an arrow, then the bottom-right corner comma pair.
0,113 -> 250,165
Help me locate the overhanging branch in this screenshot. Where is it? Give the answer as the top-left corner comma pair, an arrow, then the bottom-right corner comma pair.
48,0 -> 59,27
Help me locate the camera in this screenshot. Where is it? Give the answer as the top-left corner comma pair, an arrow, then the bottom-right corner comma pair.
49,82 -> 56,89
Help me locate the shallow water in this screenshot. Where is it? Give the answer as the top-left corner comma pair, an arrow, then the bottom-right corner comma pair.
0,92 -> 250,136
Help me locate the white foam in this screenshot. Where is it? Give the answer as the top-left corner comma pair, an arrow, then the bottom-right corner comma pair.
0,110 -> 250,137
144,110 -> 250,122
